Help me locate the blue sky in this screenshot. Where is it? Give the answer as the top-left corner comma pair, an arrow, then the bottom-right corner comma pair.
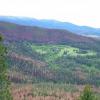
0,0 -> 100,28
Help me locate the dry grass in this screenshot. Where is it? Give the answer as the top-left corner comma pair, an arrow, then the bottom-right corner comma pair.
11,84 -> 79,100
11,83 -> 100,100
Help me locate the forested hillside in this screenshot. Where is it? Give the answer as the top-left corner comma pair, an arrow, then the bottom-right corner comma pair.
0,22 -> 99,86
6,41 -> 100,86
0,21 -> 100,99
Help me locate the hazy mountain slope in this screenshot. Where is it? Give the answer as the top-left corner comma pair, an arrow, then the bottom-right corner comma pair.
0,22 -> 97,44
0,16 -> 100,37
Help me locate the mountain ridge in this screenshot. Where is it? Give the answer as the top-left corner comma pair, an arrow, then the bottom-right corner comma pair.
0,21 -> 98,44
0,16 -> 100,37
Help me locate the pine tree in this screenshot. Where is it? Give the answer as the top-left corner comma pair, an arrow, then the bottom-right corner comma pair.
79,85 -> 97,100
0,35 -> 12,100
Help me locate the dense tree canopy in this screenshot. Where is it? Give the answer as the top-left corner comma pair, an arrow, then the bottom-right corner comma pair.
0,35 -> 12,100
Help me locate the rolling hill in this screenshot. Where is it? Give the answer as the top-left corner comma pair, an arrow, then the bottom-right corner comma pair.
0,21 -> 98,43
0,16 -> 100,37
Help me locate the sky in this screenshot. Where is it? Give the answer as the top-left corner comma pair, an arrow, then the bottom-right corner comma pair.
0,0 -> 100,28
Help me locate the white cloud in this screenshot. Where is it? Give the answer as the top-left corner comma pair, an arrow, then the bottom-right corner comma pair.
0,0 -> 100,27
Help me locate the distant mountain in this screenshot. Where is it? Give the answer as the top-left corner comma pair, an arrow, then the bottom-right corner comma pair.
0,16 -> 100,37
0,21 -> 97,44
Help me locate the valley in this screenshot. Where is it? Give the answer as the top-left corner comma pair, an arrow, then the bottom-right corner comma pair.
0,20 -> 100,99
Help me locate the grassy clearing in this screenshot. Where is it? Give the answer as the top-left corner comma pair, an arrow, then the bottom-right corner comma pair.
32,83 -> 78,96
11,83 -> 79,100
31,44 -> 96,62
